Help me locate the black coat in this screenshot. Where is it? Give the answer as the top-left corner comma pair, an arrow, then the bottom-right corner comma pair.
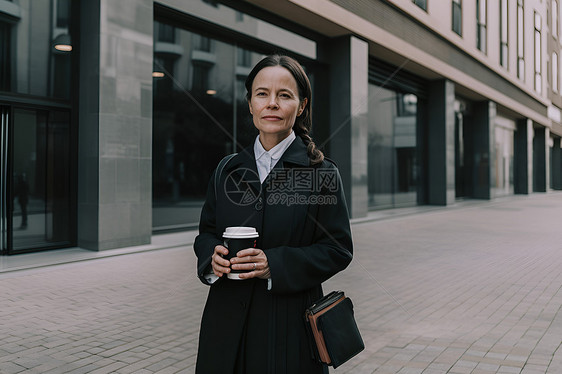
194,137 -> 353,374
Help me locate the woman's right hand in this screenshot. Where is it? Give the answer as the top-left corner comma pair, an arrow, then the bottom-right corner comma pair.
211,245 -> 231,278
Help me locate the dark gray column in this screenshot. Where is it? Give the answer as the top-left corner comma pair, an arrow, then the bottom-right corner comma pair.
546,129 -> 551,190
553,137 -> 562,190
78,0 -> 153,250
427,80 -> 455,205
533,126 -> 547,192
328,36 -> 368,218
514,119 -> 532,194
471,101 -> 496,199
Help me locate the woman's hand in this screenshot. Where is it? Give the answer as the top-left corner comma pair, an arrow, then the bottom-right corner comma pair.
211,245 -> 231,278
230,248 -> 271,280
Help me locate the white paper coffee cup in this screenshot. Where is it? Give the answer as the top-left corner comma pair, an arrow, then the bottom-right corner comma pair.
223,227 -> 259,280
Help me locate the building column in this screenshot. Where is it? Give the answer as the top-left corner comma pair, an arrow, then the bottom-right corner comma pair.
514,119 -> 533,194
533,126 -> 547,192
78,0 -> 153,250
470,101 -> 496,199
553,137 -> 562,190
327,36 -> 368,218
546,128 -> 551,190
427,79 -> 455,205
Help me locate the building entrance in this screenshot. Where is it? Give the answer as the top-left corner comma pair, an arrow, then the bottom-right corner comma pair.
0,105 -> 73,254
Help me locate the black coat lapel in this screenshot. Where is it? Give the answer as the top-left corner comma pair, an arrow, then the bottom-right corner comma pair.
224,145 -> 262,202
278,136 -> 310,168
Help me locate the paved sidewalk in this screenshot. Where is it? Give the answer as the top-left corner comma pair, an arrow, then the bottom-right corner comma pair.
1,193 -> 562,373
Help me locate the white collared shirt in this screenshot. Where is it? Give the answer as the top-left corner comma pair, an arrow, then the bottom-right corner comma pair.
254,131 -> 296,183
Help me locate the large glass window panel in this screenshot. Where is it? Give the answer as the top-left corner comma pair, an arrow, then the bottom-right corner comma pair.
153,29 -> 235,230
0,21 -> 10,91
1,0 -> 73,99
368,85 -> 419,210
493,123 -> 514,197
1,107 -> 8,252
454,100 -> 467,198
152,4 -> 319,230
152,24 -> 268,230
11,108 -> 71,252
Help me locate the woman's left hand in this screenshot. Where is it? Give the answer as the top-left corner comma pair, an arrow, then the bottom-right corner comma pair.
230,248 -> 270,280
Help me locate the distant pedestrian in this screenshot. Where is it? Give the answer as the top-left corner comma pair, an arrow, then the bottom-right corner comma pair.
15,173 -> 29,229
193,54 -> 353,373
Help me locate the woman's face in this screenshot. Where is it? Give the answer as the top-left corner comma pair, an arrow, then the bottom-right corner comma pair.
248,66 -> 307,140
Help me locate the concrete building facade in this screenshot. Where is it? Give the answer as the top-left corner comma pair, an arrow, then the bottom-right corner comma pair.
0,0 -> 561,254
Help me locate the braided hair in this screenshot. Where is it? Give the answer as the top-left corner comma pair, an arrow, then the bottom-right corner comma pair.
245,54 -> 324,165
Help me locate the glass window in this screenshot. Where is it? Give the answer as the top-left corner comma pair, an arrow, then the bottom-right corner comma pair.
477,0 -> 487,53
452,0 -> 462,36
158,22 -> 175,43
0,21 -> 10,91
553,0 -> 559,39
454,99 -> 469,198
11,108 -> 72,252
237,48 -> 252,67
553,52 -> 559,92
535,12 -> 542,93
56,0 -> 70,28
0,1 -> 73,99
500,0 -> 508,68
368,85 -> 420,210
517,0 -> 525,79
413,0 -> 427,11
152,13 -> 318,230
195,35 -> 212,52
493,123 -> 515,197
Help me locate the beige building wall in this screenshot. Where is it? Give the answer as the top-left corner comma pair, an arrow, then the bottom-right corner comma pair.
260,0 -> 549,127
387,0 -> 548,109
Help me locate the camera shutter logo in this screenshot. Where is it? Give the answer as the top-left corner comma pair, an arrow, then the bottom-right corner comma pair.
224,168 -> 261,206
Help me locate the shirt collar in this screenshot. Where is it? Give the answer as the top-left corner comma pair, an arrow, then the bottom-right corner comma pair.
253,131 -> 296,162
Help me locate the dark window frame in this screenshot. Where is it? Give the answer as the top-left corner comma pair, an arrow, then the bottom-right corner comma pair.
500,0 -> 508,68
413,0 -> 427,11
476,0 -> 488,53
157,22 -> 176,43
517,0 -> 525,79
534,11 -> 542,93
552,0 -> 559,39
452,0 -> 462,36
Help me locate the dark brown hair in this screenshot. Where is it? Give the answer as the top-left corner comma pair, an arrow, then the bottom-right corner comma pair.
245,54 -> 324,165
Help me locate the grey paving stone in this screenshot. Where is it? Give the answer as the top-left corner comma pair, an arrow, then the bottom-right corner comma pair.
1,194 -> 562,373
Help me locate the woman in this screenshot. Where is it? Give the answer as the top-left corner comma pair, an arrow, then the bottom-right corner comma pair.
194,54 -> 353,374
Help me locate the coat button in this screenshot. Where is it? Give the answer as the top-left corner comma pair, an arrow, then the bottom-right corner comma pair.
254,197 -> 263,211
